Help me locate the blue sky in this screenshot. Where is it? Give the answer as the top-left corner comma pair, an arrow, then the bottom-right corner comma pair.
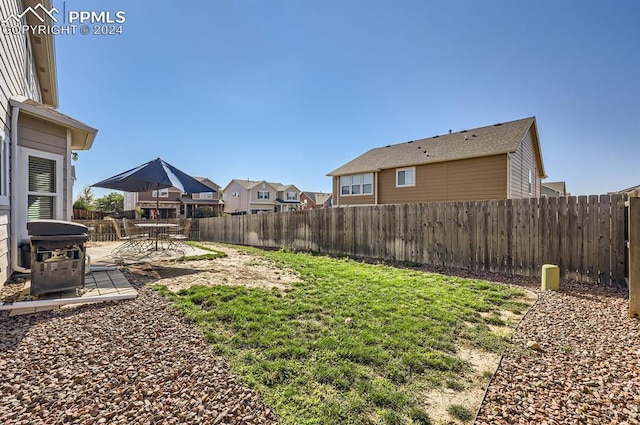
53,0 -> 640,198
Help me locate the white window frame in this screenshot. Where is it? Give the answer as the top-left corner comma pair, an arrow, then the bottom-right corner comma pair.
0,129 -> 9,206
396,167 -> 416,188
193,192 -> 214,200
152,188 -> 169,198
528,169 -> 533,195
17,147 -> 64,242
286,191 -> 297,201
340,173 -> 373,196
257,190 -> 269,200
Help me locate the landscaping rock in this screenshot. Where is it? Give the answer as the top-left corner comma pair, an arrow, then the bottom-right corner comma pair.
476,280 -> 640,424
526,341 -> 541,351
0,275 -> 278,425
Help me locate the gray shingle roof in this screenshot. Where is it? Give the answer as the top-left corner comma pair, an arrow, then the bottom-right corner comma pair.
328,117 -> 536,176
541,181 -> 566,193
228,179 -> 267,190
303,192 -> 332,205
193,177 -> 221,191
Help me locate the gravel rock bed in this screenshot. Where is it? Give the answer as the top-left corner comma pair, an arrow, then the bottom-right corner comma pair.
476,281 -> 640,425
0,276 -> 278,425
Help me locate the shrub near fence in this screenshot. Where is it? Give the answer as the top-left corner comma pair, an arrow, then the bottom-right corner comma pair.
198,194 -> 627,285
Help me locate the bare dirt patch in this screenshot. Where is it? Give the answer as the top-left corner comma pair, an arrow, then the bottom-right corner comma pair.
127,243 -> 299,293
418,345 -> 497,424
421,291 -> 536,424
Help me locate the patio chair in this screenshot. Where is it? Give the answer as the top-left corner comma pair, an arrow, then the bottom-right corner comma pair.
105,217 -> 136,255
167,218 -> 193,253
122,218 -> 151,251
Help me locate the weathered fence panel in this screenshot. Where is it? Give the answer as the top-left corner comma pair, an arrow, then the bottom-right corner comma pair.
197,194 -> 627,284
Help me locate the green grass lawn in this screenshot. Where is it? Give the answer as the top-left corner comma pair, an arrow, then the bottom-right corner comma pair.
154,246 -> 531,425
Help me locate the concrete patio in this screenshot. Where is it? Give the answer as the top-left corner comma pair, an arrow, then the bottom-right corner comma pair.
0,241 -> 210,316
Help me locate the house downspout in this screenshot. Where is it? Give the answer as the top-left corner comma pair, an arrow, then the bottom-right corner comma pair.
10,105 -> 29,273
374,172 -> 378,205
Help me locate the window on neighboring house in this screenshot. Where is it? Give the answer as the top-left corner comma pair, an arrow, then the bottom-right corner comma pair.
152,188 -> 169,198
396,167 -> 415,187
340,173 -> 373,196
286,191 -> 297,201
194,192 -> 214,200
28,156 -> 57,220
258,190 -> 269,200
528,169 -> 533,195
362,173 -> 373,194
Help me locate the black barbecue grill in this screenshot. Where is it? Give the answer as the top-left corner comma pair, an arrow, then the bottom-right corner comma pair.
27,220 -> 88,296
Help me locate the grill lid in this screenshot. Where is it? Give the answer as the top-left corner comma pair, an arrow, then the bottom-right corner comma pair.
27,220 -> 88,236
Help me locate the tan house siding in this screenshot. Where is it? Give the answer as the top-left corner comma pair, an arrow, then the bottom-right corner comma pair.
509,127 -> 540,198
17,115 -> 69,219
333,176 -> 375,206
250,182 -> 277,204
0,2 -> 42,133
377,155 -> 507,203
0,0 -> 44,283
0,212 -> 9,284
223,181 -> 245,213
138,188 -> 182,202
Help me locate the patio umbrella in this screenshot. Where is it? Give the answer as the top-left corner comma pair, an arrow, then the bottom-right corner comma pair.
92,157 -> 216,222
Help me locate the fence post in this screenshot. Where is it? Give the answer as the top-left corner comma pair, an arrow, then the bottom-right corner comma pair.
629,191 -> 640,318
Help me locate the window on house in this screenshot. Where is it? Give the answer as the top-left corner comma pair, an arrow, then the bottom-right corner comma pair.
341,176 -> 351,195
28,156 -> 57,220
194,192 -> 213,200
152,188 -> 169,198
351,174 -> 361,194
528,170 -> 533,194
286,191 -> 297,200
340,173 -> 373,196
396,167 -> 415,187
258,190 -> 269,200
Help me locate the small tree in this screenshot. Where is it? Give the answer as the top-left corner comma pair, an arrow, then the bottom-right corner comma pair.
95,192 -> 124,214
193,206 -> 215,218
73,186 -> 96,210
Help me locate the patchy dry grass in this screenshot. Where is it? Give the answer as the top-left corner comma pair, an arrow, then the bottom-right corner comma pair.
155,246 -> 533,424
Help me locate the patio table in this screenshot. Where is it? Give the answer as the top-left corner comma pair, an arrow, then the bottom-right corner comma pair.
135,223 -> 179,251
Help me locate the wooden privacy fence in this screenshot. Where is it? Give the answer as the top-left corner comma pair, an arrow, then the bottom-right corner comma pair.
198,194 -> 628,285
73,219 -> 201,242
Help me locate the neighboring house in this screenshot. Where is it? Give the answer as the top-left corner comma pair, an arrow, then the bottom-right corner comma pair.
301,191 -> 332,209
223,180 -> 302,214
328,117 -> 546,206
123,177 -> 223,218
269,182 -> 304,212
0,0 -> 98,284
615,184 -> 640,195
541,181 -> 568,197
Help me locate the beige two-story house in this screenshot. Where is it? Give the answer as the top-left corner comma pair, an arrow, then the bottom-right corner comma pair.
123,177 -> 223,218
1,0 -> 98,283
223,180 -> 302,214
328,117 -> 546,206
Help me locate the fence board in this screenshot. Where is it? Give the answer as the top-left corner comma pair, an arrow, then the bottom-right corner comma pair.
587,195 -> 599,281
598,195 -> 611,283
549,197 -> 559,270
557,197 -> 569,280
612,194 -> 626,284
577,196 -> 588,282
491,200 -> 498,272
